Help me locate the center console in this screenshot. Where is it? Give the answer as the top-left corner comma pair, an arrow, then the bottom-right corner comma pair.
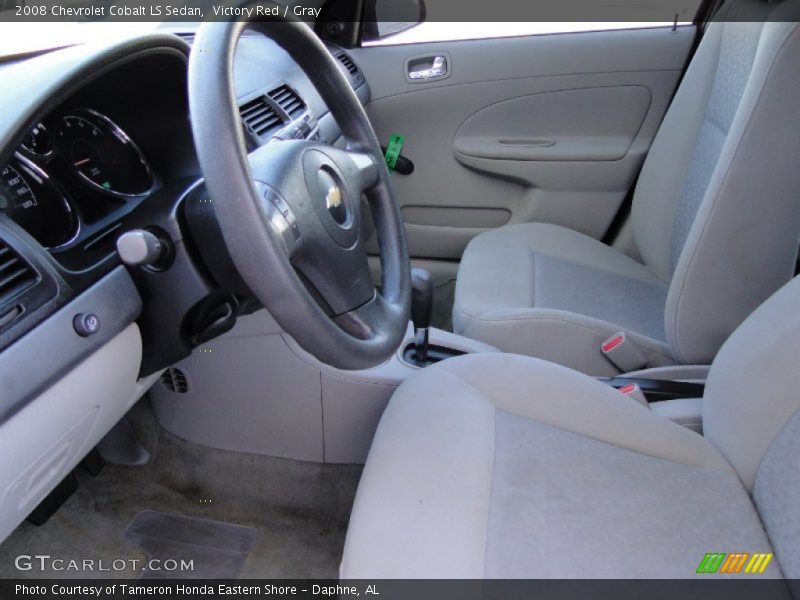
147,267 -> 710,463
148,269 -> 498,465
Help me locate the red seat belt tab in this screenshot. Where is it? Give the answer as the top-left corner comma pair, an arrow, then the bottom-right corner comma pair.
618,382 -> 649,407
601,331 -> 647,372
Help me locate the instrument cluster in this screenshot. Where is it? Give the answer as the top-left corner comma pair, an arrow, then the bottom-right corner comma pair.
0,109 -> 157,251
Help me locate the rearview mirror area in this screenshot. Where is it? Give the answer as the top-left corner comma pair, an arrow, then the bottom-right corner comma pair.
361,0 -> 427,43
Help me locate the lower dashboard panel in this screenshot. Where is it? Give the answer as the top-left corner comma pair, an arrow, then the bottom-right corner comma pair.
0,266 -> 142,422
0,324 -> 143,543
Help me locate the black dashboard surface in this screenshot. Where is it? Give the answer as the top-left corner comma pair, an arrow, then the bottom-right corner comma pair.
0,30 -> 365,276
2,51 -> 195,272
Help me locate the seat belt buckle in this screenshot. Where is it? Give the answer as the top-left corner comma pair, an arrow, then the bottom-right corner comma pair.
601,331 -> 647,372
619,382 -> 649,407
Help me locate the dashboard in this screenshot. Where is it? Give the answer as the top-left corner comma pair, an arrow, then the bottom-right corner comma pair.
1,31 -> 365,271
0,23 -> 370,545
0,28 -> 368,407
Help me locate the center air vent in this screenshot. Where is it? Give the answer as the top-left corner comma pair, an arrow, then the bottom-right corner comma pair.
0,240 -> 37,306
239,96 -> 284,138
268,84 -> 306,120
161,367 -> 189,394
335,52 -> 359,76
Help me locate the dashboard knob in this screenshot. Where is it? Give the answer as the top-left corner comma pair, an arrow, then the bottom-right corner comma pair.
117,229 -> 167,268
73,313 -> 100,337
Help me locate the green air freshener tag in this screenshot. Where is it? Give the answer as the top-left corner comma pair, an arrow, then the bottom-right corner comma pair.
385,134 -> 405,172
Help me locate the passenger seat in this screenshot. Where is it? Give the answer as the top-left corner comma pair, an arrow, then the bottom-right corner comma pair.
453,0 -> 800,375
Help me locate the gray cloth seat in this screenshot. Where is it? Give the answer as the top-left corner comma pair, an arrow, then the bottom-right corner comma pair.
454,10 -> 800,375
342,273 -> 800,579
454,222 -> 674,375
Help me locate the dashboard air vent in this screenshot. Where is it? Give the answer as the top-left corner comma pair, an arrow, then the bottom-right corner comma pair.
0,240 -> 37,305
268,84 -> 306,120
335,52 -> 359,76
161,367 -> 189,394
239,96 -> 284,137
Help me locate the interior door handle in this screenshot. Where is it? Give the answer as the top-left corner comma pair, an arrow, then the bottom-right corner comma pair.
408,56 -> 448,81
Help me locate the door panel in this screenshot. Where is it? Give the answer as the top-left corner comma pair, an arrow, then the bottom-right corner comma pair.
353,26 -> 695,259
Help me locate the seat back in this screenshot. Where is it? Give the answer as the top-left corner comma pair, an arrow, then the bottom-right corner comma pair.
703,273 -> 800,577
631,0 -> 800,364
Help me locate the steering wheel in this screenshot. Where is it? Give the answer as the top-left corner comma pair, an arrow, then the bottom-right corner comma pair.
188,15 -> 411,370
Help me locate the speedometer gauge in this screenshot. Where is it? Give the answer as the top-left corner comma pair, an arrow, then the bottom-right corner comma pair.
57,109 -> 155,197
0,155 -> 79,249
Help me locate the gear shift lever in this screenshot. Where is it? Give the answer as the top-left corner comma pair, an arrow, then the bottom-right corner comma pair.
411,267 -> 434,363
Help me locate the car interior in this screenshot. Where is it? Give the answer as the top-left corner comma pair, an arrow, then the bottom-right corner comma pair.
0,0 -> 799,585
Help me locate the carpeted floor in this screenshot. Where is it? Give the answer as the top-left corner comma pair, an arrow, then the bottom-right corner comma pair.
0,399 -> 362,579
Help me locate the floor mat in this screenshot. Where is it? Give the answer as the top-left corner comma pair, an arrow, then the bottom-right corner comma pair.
0,399 -> 362,579
124,511 -> 258,579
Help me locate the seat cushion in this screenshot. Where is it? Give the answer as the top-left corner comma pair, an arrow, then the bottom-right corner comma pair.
341,354 -> 777,579
453,223 -> 674,375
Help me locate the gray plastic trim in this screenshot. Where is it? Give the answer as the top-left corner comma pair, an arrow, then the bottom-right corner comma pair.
0,267 -> 142,423
150,309 -> 499,464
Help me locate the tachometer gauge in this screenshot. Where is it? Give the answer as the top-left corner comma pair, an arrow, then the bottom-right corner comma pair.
57,109 -> 155,197
0,155 -> 79,249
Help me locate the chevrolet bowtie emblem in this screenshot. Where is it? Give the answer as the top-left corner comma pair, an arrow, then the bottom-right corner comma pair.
325,185 -> 343,210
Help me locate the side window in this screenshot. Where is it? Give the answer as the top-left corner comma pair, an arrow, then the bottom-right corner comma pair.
362,0 -> 704,47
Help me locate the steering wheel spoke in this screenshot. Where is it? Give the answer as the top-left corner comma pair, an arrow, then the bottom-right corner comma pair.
334,291 -> 404,343
327,147 -> 380,196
